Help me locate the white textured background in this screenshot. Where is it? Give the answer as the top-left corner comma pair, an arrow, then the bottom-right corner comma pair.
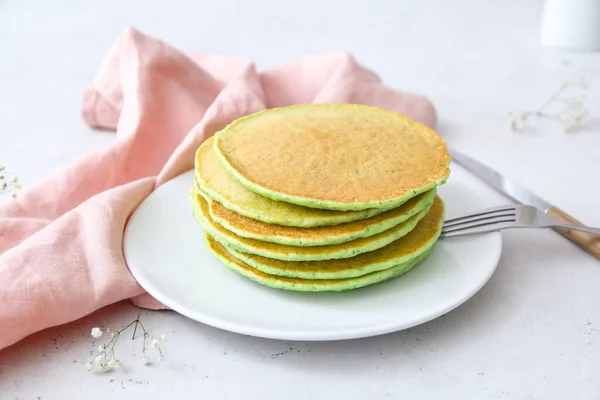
2,0 -> 600,398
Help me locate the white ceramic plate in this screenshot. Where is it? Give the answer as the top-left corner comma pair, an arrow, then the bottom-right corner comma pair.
124,164 -> 502,341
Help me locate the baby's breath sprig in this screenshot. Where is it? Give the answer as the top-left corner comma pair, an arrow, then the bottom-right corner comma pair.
86,313 -> 167,372
0,165 -> 21,198
509,79 -> 590,133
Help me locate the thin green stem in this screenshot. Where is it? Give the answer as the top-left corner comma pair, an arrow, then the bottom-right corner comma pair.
142,333 -> 149,357
137,319 -> 149,335
104,331 -> 120,349
108,332 -> 121,360
132,312 -> 141,340
538,83 -> 567,113
119,319 -> 138,333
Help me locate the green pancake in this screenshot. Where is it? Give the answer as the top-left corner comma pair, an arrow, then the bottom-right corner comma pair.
205,234 -> 433,292
205,184 -> 435,246
225,196 -> 444,279
214,104 -> 451,211
191,190 -> 434,262
195,137 -> 390,227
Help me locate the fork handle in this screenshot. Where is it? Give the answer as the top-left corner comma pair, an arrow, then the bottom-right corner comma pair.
547,207 -> 600,260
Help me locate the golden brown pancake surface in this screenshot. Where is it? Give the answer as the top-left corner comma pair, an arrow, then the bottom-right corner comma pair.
195,137 -> 388,227
214,104 -> 451,210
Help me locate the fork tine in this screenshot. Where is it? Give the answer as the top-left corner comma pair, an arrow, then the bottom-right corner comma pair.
441,205 -> 519,237
443,217 -> 516,233
444,205 -> 517,224
442,221 -> 517,237
444,210 -> 516,228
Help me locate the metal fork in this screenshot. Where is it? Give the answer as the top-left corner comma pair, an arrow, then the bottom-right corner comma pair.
442,204 -> 600,237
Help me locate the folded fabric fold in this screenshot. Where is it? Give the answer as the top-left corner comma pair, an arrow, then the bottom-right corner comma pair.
0,26 -> 436,351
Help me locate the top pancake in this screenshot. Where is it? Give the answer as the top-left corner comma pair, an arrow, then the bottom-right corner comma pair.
195,137 -> 388,227
214,104 -> 451,211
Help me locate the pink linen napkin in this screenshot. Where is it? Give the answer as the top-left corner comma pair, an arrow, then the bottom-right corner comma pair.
0,27 -> 437,351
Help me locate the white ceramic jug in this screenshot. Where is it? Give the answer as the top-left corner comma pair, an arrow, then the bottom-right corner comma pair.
541,0 -> 600,50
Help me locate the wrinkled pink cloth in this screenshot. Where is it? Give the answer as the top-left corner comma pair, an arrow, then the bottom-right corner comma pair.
0,27 -> 436,351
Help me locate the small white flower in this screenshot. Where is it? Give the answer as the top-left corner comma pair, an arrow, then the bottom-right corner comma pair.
160,334 -> 167,342
114,360 -> 122,368
107,359 -> 117,369
94,355 -> 104,365
91,327 -> 103,338
86,362 -> 94,371
97,344 -> 106,353
560,109 -> 587,133
142,357 -> 150,366
157,356 -> 165,362
151,339 -> 159,349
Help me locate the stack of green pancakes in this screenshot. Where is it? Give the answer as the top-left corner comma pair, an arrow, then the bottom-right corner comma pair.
190,104 -> 451,292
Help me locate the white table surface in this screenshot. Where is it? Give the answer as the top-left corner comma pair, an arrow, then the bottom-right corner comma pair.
2,0 -> 600,398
